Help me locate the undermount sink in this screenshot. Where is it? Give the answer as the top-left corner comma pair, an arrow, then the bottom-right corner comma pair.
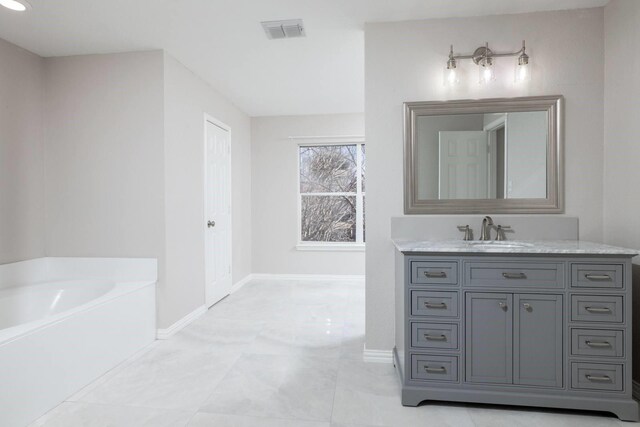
465,241 -> 533,249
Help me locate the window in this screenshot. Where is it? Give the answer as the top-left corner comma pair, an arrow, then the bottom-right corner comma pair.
298,143 -> 365,249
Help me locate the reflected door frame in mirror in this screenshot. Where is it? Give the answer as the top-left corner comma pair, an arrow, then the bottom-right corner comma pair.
404,95 -> 563,214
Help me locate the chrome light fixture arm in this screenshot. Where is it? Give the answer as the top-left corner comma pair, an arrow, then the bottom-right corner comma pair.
449,40 -> 528,64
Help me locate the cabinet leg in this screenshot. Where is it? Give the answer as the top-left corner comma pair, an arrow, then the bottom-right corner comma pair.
401,389 -> 424,407
612,400 -> 640,422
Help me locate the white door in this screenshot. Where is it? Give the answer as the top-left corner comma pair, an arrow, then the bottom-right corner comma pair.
439,131 -> 489,199
205,119 -> 232,307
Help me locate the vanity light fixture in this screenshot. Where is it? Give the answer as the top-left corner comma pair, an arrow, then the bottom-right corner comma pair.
0,0 -> 31,11
443,45 -> 460,87
444,40 -> 530,86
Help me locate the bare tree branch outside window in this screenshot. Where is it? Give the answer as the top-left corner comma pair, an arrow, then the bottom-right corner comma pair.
299,144 -> 365,243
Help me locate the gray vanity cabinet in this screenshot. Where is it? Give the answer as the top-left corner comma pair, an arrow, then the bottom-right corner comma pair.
394,250 -> 639,421
465,293 -> 562,387
465,293 -> 513,384
513,293 -> 563,387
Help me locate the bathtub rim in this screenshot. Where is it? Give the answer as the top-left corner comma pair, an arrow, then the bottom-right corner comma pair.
0,280 -> 156,346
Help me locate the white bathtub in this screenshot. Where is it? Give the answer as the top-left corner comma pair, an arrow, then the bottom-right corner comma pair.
0,258 -> 157,427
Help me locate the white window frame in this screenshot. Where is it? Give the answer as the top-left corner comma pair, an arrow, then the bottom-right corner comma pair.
296,137 -> 365,251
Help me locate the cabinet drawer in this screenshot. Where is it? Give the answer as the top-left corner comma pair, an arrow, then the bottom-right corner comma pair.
411,261 -> 458,286
411,291 -> 458,318
571,295 -> 623,323
571,362 -> 623,391
411,354 -> 458,382
571,329 -> 624,357
571,264 -> 623,289
465,262 -> 564,288
411,322 -> 458,350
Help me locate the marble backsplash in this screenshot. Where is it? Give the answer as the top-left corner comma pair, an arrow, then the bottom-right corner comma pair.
390,215 -> 579,242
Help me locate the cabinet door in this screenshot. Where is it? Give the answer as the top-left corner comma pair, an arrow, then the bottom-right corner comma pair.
465,293 -> 513,384
514,294 -> 563,387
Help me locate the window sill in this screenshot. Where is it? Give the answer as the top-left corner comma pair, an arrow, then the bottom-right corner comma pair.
296,243 -> 365,252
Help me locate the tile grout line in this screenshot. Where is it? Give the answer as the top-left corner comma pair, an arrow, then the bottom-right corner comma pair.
188,410 -> 335,425
31,401 -> 199,426
328,357 -> 343,425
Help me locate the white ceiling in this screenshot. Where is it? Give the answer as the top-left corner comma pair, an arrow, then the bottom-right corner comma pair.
0,0 -> 607,116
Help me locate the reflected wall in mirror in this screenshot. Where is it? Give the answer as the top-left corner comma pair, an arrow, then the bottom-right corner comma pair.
405,96 -> 563,214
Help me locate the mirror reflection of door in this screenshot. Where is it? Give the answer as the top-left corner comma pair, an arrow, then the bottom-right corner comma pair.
438,131 -> 488,199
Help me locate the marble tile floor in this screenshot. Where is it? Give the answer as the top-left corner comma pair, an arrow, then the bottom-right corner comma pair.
31,278 -> 635,426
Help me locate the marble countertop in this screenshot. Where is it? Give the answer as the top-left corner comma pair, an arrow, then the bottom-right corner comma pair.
392,239 -> 639,256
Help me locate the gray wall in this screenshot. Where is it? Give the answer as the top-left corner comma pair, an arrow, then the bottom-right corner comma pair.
365,8 -> 605,351
603,0 -> 640,381
0,38 -> 45,264
43,50 -> 253,329
251,114 -> 365,275
44,52 -> 166,264
163,54 -> 252,328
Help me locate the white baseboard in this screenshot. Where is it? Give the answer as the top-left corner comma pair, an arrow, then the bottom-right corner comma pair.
230,274 -> 254,293
156,305 -> 207,340
251,273 -> 365,281
363,347 -> 394,364
633,380 -> 640,401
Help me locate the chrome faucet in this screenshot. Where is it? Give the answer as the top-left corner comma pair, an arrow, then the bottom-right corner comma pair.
479,216 -> 494,240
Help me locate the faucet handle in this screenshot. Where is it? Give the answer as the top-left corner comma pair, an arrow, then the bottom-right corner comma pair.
457,225 -> 473,241
495,225 -> 512,241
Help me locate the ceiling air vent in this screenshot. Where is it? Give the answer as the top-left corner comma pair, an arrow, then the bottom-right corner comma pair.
261,19 -> 306,40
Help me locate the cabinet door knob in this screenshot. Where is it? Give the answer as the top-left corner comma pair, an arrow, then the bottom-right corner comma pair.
498,301 -> 508,311
207,220 -> 216,228
522,303 -> 532,311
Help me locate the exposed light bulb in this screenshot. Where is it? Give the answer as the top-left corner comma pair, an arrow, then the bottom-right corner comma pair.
479,60 -> 494,85
514,40 -> 531,83
515,62 -> 530,83
0,0 -> 30,11
443,66 -> 459,87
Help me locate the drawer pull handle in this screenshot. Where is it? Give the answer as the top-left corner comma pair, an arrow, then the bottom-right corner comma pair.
502,272 -> 527,279
424,302 -> 447,309
424,334 -> 447,341
585,340 -> 612,348
586,374 -> 612,382
424,271 -> 447,278
585,306 -> 612,314
585,274 -> 612,281
424,366 -> 446,373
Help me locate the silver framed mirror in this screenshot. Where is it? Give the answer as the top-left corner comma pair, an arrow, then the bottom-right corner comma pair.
404,95 -> 563,214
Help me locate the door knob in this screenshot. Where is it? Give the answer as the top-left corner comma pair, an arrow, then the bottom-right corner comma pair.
207,220 -> 216,228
